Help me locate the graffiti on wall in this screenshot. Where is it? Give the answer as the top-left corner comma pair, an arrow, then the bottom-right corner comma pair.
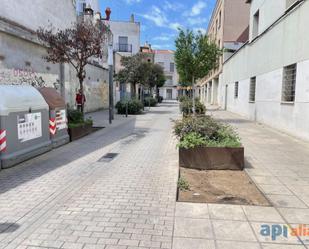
0,67 -> 58,88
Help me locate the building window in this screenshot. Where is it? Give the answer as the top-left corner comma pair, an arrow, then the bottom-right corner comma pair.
234,82 -> 239,99
218,11 -> 221,29
249,77 -> 256,102
253,10 -> 259,39
215,19 -> 218,33
282,64 -> 297,102
170,63 -> 175,72
118,36 -> 131,52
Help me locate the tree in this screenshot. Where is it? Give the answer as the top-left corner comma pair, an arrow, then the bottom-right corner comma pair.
175,29 -> 222,112
116,53 -> 149,98
147,64 -> 166,100
37,20 -> 109,113
116,54 -> 166,102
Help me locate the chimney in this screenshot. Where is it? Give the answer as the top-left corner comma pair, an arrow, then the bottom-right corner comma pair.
105,7 -> 111,21
84,4 -> 94,16
130,14 -> 135,23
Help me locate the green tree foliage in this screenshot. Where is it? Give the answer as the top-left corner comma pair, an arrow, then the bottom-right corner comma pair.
116,53 -> 148,96
175,29 -> 222,86
148,64 -> 166,89
116,54 -> 166,97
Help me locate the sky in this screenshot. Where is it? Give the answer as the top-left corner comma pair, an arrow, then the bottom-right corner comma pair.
98,0 -> 216,50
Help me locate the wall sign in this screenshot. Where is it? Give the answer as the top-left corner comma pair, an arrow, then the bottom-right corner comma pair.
17,113 -> 42,142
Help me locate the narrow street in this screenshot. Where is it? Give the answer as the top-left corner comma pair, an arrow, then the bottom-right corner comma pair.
1,102 -> 309,249
0,102 -> 179,249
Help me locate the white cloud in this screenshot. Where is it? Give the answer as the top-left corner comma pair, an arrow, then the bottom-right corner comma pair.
153,36 -> 170,41
164,1 -> 184,11
188,17 -> 208,25
193,27 -> 207,34
169,22 -> 183,31
184,1 -> 207,17
124,0 -> 141,4
151,44 -> 173,49
153,33 -> 176,41
141,6 -> 168,27
140,6 -> 183,31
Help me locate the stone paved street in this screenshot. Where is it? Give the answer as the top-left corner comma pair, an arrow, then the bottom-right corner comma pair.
1,103 -> 309,249
0,102 -> 179,249
173,108 -> 309,249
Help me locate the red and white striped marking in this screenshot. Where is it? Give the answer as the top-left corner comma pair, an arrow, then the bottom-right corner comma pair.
0,129 -> 6,152
49,118 -> 56,135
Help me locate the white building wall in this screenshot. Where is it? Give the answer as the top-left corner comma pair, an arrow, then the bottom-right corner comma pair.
222,0 -> 309,140
154,51 -> 179,90
109,21 -> 140,55
0,0 -> 109,112
159,87 -> 178,100
0,0 -> 77,30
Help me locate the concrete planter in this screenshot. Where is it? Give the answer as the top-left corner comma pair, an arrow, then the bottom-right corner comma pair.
68,123 -> 93,141
179,146 -> 244,170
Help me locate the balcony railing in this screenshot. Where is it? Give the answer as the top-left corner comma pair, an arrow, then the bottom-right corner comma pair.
115,43 -> 133,53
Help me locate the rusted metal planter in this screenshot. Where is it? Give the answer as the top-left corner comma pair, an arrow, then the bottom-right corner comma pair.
179,146 -> 244,170
68,123 -> 92,141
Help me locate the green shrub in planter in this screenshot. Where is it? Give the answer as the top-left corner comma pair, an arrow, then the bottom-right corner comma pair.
177,132 -> 207,149
178,95 -> 190,102
116,98 -> 143,115
67,109 -> 93,128
180,99 -> 193,115
180,98 -> 206,115
178,177 -> 190,191
144,97 -> 157,107
174,115 -> 241,148
68,109 -> 84,124
195,101 -> 206,115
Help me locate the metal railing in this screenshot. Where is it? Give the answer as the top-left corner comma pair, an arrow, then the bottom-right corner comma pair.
115,43 -> 133,53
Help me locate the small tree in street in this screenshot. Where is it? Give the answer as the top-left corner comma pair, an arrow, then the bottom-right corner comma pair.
116,54 -> 166,105
175,29 -> 222,113
37,21 -> 109,114
147,64 -> 166,101
116,53 -> 149,98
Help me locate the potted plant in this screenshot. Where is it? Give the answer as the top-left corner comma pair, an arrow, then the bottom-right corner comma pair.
67,109 -> 93,141
180,98 -> 206,116
174,116 -> 244,170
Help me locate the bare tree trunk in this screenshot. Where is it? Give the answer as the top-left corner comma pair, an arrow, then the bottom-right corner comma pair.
79,77 -> 84,114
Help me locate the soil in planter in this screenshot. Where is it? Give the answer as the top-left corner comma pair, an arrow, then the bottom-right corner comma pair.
178,167 -> 270,206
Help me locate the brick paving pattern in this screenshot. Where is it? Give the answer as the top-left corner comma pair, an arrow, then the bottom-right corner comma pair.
173,108 -> 309,249
0,103 -> 179,249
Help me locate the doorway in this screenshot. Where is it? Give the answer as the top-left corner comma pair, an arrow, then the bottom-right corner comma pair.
166,89 -> 173,100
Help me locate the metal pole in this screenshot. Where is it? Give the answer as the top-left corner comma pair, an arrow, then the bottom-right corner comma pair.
109,65 -> 113,124
59,63 -> 65,100
108,44 -> 114,124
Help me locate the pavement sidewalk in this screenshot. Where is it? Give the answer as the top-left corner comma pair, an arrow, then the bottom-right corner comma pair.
0,102 -> 179,249
173,109 -> 309,249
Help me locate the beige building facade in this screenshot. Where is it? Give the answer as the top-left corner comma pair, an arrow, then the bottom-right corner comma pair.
198,0 -> 250,106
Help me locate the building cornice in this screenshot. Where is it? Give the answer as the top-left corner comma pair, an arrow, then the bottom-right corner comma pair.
0,16 -> 42,46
